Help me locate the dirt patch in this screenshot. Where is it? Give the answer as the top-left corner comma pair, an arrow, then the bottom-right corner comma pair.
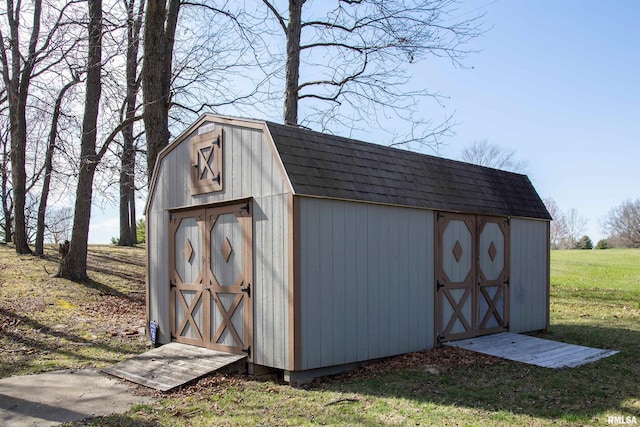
314,346 -> 508,385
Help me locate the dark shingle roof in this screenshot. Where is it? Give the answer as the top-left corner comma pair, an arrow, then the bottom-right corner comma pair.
266,122 -> 551,220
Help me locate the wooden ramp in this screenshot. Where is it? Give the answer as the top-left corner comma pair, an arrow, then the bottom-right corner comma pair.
102,343 -> 246,391
445,332 -> 618,369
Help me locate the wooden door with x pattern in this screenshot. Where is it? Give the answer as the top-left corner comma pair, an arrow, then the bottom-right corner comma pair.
169,201 -> 253,358
435,212 -> 510,343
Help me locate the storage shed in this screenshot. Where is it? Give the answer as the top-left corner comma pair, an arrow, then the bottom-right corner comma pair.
145,114 -> 551,381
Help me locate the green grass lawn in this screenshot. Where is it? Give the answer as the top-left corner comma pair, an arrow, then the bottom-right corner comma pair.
549,249 -> 639,350
1,245 -> 638,426
82,248 -> 639,427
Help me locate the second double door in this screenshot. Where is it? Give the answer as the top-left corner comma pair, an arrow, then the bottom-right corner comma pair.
435,212 -> 510,343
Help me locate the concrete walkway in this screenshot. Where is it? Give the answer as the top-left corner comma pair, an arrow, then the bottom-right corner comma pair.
0,369 -> 154,426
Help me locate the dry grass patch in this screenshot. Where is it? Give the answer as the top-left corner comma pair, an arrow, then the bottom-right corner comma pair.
0,244 -> 149,377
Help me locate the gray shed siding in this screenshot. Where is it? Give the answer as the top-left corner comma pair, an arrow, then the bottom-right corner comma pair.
147,120 -> 290,369
509,218 -> 550,333
298,197 -> 435,370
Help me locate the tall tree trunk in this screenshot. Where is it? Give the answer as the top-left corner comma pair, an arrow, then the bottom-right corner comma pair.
283,0 -> 304,126
142,0 -> 180,184
1,0 -> 44,254
119,0 -> 144,246
118,136 -> 135,245
35,77 -> 79,255
9,98 -> 31,253
1,147 -> 11,244
58,0 -> 102,280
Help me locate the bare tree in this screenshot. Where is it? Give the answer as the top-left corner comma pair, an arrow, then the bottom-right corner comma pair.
46,206 -> 73,244
142,0 -> 180,183
603,198 -> 640,248
0,0 -> 82,254
168,3 -> 276,120
543,197 -> 568,250
0,0 -> 43,253
119,0 -> 145,246
261,0 -> 485,147
0,119 -> 11,243
142,0 -> 274,183
461,139 -> 529,173
58,0 -> 103,279
34,73 -> 81,255
565,208 -> 588,250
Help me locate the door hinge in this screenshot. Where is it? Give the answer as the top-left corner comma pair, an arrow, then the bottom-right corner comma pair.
437,280 -> 445,290
240,202 -> 250,215
212,172 -> 221,184
242,346 -> 251,357
437,212 -> 446,221
170,280 -> 176,288
241,283 -> 251,297
504,217 -> 511,227
503,278 -> 509,286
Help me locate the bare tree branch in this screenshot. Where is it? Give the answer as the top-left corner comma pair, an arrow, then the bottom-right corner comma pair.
460,139 -> 529,174
266,0 -> 486,148
603,199 -> 640,248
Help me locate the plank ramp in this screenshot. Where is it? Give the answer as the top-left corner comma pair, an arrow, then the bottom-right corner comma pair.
102,343 -> 246,391
445,332 -> 618,369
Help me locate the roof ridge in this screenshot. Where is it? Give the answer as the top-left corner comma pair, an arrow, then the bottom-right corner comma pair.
264,121 -> 528,178
261,119 -> 549,220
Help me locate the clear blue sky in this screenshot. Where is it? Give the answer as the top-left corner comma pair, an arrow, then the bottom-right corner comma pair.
418,0 -> 640,242
88,0 -> 639,244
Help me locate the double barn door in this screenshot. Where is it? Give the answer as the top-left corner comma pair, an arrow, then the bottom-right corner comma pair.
435,213 -> 510,343
169,202 -> 253,358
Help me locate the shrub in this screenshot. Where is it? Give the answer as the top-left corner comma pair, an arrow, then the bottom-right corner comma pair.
136,218 -> 145,244
575,235 -> 593,250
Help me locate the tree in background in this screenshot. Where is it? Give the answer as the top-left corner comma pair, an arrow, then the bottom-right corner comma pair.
0,120 -> 11,243
136,218 -> 145,244
34,73 -> 82,255
261,0 -> 484,148
575,235 -> 593,250
543,198 -> 568,249
603,198 -> 640,248
461,139 -> 528,173
118,0 -> 145,247
0,0 -> 77,254
565,208 -> 588,250
57,0 -> 103,279
595,238 -> 611,250
45,207 -> 73,244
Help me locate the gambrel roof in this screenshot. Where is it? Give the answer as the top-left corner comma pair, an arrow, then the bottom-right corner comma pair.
265,121 -> 551,220
147,115 -> 550,220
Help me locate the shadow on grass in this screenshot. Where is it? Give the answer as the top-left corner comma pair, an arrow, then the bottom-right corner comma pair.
78,278 -> 145,303
87,247 -> 146,268
317,324 -> 639,424
85,249 -> 145,287
64,414 -> 163,427
0,306 -> 144,373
